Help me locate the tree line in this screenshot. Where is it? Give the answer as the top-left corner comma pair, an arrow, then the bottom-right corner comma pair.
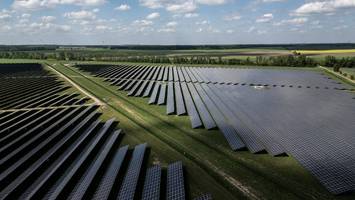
0,50 -> 353,68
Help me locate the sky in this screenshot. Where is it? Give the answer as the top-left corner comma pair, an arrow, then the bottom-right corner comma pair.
0,0 -> 354,45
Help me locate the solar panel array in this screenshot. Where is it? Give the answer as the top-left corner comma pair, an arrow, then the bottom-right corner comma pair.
0,64 -> 89,110
0,63 -> 210,200
76,63 -> 355,194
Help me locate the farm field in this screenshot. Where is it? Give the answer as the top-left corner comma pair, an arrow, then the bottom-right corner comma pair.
0,60 -> 354,200
0,46 -> 353,59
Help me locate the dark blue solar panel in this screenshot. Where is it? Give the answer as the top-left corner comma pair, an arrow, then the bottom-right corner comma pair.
117,143 -> 147,200
181,82 -> 202,128
92,145 -> 129,200
187,82 -> 216,130
142,165 -> 161,200
194,83 -> 245,150
166,161 -> 185,200
167,82 -> 175,114
143,81 -> 155,98
174,82 -> 186,116
148,83 -> 161,104
158,83 -> 167,105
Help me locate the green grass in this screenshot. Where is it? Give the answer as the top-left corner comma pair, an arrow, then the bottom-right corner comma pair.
340,68 -> 355,77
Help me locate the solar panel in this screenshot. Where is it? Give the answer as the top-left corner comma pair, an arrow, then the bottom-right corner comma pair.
217,84 -> 286,156
187,82 -> 216,130
75,64 -> 355,195
135,80 -> 149,97
166,161 -> 185,200
163,67 -> 169,81
145,67 -> 157,80
157,67 -> 165,81
151,67 -> 161,81
124,80 -> 138,91
181,82 -> 203,128
173,67 -> 179,82
148,83 -> 161,104
181,67 -> 191,82
169,66 -> 174,82
117,143 -> 147,200
143,81 -> 155,98
69,130 -> 121,200
203,83 -> 265,153
167,82 -> 175,114
174,82 -> 186,116
11,118 -> 103,199
46,118 -> 116,199
194,83 -> 245,150
142,165 -> 161,200
158,83 -> 167,105
186,67 -> 197,83
177,67 -> 185,82
92,145 -> 129,200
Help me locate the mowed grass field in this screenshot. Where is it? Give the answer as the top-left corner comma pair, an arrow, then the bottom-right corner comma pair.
1,59 -> 355,199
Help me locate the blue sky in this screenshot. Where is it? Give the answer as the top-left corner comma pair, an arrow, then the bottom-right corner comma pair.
0,0 -> 354,45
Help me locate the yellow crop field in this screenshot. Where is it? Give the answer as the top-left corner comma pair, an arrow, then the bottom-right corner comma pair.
296,49 -> 355,54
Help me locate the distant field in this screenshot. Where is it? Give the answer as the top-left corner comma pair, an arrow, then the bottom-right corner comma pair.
297,49 -> 355,54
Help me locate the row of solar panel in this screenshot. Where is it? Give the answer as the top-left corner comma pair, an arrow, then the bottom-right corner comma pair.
0,68 -> 88,110
76,64 -> 355,194
0,64 -> 211,200
0,63 -> 53,77
76,64 -> 347,89
0,105 -> 209,200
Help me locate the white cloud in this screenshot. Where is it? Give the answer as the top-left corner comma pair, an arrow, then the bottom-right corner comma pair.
96,25 -> 113,31
55,25 -> 71,32
184,13 -> 199,18
115,4 -> 131,11
166,21 -> 178,27
21,13 -> 31,18
157,28 -> 176,33
262,0 -> 286,2
257,30 -> 267,34
256,13 -> 273,23
247,26 -> 256,32
139,0 -> 164,9
41,16 -> 56,23
274,17 -> 308,26
293,0 -> 355,15
166,1 -> 197,13
133,19 -> 153,26
196,20 -> 209,25
140,0 -> 225,13
64,10 -> 96,20
333,24 -> 348,30
0,25 -> 11,32
226,29 -> 234,34
0,10 -> 12,21
196,0 -> 226,5
146,12 -> 160,19
12,0 -> 106,11
224,13 -> 241,21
